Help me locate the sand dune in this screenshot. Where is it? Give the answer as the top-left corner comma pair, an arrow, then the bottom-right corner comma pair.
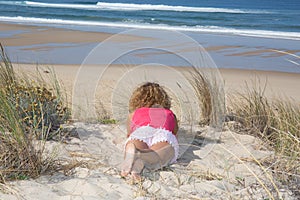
1,122 -> 294,199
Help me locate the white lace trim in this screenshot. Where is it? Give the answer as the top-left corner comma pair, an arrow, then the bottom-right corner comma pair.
126,126 -> 179,164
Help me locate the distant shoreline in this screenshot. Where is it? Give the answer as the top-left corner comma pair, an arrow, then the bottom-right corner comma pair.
1,22 -> 300,74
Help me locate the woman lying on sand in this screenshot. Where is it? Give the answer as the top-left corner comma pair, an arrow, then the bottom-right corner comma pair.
121,82 -> 179,181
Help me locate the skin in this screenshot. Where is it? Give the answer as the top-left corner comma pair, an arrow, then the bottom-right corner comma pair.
121,111 -> 178,182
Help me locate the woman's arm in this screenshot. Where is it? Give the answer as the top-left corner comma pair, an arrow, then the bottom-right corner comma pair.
126,112 -> 134,137
173,114 -> 179,136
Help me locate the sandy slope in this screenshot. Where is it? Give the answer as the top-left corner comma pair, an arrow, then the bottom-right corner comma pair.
0,63 -> 298,199
0,122 -> 295,199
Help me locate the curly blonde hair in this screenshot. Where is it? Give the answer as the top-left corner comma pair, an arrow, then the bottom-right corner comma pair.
129,82 -> 171,112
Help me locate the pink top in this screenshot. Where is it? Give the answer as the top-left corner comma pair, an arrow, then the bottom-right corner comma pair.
129,107 -> 176,136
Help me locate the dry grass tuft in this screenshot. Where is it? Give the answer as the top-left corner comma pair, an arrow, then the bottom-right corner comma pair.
227,80 -> 300,196
189,67 -> 224,127
190,69 -> 299,197
189,68 -> 212,125
96,101 -> 117,124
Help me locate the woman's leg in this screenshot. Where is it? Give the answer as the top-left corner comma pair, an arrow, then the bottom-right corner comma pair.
129,141 -> 174,181
121,140 -> 175,180
130,158 -> 144,182
149,141 -> 175,169
121,139 -> 148,177
133,142 -> 175,171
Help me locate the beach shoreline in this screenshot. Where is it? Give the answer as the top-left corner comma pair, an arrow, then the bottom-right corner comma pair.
1,22 -> 300,73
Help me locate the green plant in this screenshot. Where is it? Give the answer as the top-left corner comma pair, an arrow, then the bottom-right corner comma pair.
0,88 -> 45,182
100,118 -> 117,124
0,43 -> 70,140
0,43 -> 69,183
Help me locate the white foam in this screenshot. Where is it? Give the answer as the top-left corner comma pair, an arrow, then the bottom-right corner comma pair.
0,1 -> 272,14
1,16 -> 299,40
95,2 -> 270,14
0,1 -> 23,5
24,1 -> 98,10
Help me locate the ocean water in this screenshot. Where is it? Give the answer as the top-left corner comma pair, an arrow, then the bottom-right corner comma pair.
0,0 -> 300,73
0,0 -> 299,40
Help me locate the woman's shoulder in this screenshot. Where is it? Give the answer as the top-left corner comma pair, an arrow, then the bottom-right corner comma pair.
134,107 -> 149,112
133,107 -> 175,115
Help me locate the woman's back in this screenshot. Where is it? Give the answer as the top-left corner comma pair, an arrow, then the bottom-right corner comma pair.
130,107 -> 176,134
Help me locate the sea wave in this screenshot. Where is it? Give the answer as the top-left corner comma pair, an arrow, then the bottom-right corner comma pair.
24,1 -> 98,10
0,16 -> 299,41
95,2 -> 270,13
0,1 -> 98,9
0,1 -> 272,14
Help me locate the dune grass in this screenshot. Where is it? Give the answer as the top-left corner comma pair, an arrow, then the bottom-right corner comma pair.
190,69 -> 299,197
0,43 -> 70,183
227,82 -> 300,196
189,67 -> 225,128
0,88 -> 45,181
189,68 -> 212,125
227,82 -> 300,158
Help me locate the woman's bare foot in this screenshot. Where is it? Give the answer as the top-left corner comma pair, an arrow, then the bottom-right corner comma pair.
121,142 -> 136,177
130,158 -> 144,182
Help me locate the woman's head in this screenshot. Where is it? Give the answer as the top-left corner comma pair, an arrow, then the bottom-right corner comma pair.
129,82 -> 171,112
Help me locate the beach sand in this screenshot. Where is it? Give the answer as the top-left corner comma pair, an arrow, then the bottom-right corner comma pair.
1,22 -> 299,102
13,63 -> 300,102
0,23 -> 299,199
